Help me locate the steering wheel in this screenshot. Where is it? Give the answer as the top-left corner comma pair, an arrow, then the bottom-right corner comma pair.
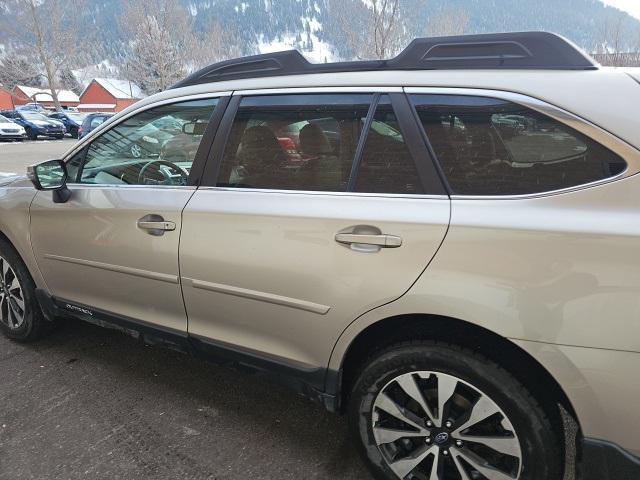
138,160 -> 188,186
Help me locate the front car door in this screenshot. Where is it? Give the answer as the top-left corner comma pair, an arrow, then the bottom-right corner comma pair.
30,96 -> 226,334
179,90 -> 450,383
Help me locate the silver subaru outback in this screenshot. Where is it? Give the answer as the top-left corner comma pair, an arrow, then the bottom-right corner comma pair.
1,32 -> 639,480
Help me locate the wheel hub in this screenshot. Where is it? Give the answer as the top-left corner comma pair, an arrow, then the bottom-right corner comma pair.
433,431 -> 450,446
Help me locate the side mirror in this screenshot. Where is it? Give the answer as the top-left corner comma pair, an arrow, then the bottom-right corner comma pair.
27,159 -> 72,203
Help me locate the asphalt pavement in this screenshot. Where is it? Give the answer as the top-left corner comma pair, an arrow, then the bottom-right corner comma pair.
0,138 -> 76,176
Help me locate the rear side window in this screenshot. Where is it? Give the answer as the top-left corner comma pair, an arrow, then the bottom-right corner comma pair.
412,95 -> 627,196
217,94 -> 372,192
355,96 -> 423,194
217,93 -> 424,194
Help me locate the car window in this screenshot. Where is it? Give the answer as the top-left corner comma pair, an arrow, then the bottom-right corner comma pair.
0,115 -> 9,122
216,94 -> 372,192
354,96 -> 423,194
90,116 -> 105,129
22,112 -> 49,121
76,98 -> 218,186
412,94 -> 627,195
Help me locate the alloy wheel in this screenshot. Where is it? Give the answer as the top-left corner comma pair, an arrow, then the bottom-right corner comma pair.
372,371 -> 523,479
0,255 -> 26,330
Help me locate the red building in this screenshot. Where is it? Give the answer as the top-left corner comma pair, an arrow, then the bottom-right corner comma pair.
13,85 -> 80,109
0,87 -> 14,110
79,78 -> 144,113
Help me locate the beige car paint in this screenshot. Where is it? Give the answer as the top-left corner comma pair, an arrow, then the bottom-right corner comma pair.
29,185 -> 195,332
180,189 -> 449,367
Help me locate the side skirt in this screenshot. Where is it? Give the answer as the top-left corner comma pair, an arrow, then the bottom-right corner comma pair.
36,289 -> 340,411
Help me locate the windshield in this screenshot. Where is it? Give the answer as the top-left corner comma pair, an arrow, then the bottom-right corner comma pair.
22,112 -> 50,121
66,113 -> 86,121
0,115 -> 10,123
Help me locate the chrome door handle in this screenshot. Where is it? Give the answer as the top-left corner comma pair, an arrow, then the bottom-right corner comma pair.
137,215 -> 176,236
334,233 -> 402,248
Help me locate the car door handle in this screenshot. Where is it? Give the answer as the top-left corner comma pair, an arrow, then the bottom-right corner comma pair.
137,215 -> 176,236
334,233 -> 402,248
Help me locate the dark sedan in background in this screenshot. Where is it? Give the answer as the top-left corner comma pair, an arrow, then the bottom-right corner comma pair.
0,110 -> 65,140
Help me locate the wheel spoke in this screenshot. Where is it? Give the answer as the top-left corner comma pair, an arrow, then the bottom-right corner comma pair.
396,374 -> 437,425
1,258 -> 8,280
10,294 -> 24,312
450,447 -> 517,480
451,451 -> 473,480
375,392 -> 428,432
456,434 -> 520,457
374,427 -> 428,445
9,276 -> 20,291
453,396 -> 501,435
429,448 -> 441,480
436,374 -> 458,427
389,445 -> 437,479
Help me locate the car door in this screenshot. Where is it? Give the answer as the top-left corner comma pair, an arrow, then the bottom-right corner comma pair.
180,91 -> 450,371
30,96 -> 226,333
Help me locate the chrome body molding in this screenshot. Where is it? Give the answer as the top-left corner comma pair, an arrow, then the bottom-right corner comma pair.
183,277 -> 331,315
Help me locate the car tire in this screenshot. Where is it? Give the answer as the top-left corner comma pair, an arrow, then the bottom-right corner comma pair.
25,128 -> 37,141
348,341 -> 562,480
56,135 -> 64,140
0,237 -> 51,342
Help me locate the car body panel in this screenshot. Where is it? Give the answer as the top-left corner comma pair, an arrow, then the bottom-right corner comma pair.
180,189 -> 450,367
513,339 -> 640,457
29,185 -> 194,332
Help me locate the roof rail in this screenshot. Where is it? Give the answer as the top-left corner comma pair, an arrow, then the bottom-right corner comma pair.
172,31 -> 598,89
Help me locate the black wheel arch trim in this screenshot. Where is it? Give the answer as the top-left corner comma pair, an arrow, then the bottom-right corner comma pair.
580,437 -> 640,480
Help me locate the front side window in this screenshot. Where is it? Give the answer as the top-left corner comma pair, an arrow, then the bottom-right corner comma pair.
412,94 -> 627,196
217,94 -> 372,192
76,98 -> 218,186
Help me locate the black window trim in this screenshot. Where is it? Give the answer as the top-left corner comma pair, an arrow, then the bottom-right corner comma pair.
199,90 -> 448,196
405,87 -> 639,199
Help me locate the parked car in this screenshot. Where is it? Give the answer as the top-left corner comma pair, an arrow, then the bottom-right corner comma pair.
48,111 -> 86,138
78,112 -> 114,139
0,114 -> 26,141
2,32 -> 640,480
16,102 -> 50,114
0,110 -> 65,140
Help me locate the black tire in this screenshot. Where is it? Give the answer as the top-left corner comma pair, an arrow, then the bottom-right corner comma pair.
0,237 -> 50,342
25,127 -> 37,141
348,341 -> 562,480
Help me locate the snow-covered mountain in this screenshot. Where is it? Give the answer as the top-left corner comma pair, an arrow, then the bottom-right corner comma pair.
2,0 -> 640,67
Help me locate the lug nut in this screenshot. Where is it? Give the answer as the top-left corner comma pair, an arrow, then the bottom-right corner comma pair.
425,437 -> 432,444
442,449 -> 449,456
425,420 -> 433,428
445,421 -> 453,429
455,440 -> 463,447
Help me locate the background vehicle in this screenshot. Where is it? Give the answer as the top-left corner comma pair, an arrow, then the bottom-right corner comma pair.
48,111 -> 86,138
78,112 -> 114,139
0,110 -> 65,140
0,114 -> 26,141
1,32 -> 639,480
16,103 -> 50,114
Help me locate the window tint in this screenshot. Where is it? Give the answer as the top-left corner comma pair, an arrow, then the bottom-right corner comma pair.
412,95 -> 627,195
77,98 -> 217,186
217,94 -> 372,191
355,96 -> 423,194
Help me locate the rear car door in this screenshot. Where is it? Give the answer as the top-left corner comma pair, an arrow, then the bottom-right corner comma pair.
30,96 -> 227,334
180,91 -> 450,374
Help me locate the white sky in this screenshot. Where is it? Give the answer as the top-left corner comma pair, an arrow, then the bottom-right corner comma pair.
601,0 -> 640,20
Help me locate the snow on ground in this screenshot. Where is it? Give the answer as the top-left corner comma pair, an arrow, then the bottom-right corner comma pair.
257,16 -> 340,63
